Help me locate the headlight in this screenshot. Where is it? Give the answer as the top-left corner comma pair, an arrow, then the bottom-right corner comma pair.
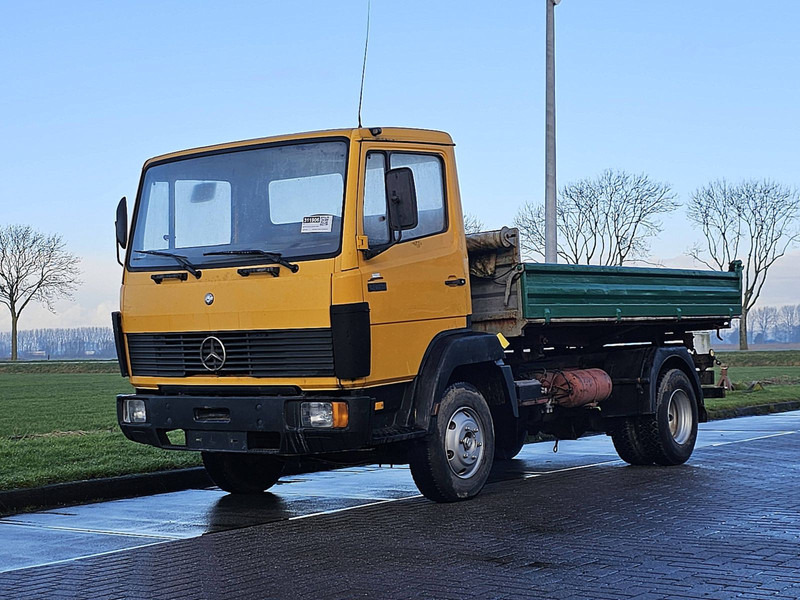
122,398 -> 147,423
301,401 -> 348,428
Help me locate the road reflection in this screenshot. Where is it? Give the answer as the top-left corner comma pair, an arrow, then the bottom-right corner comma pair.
204,492 -> 291,533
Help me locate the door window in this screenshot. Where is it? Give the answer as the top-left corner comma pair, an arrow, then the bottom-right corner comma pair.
389,153 -> 446,241
362,151 -> 446,245
363,153 -> 390,245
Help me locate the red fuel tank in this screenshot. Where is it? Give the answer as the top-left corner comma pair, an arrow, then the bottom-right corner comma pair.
537,368 -> 613,408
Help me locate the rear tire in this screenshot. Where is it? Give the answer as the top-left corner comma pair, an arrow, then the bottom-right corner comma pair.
202,452 -> 284,494
638,369 -> 699,466
609,417 -> 653,465
409,383 -> 495,502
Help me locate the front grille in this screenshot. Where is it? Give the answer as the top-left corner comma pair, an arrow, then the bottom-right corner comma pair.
127,329 -> 334,378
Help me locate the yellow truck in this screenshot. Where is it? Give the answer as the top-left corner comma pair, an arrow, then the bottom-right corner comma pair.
112,127 -> 742,502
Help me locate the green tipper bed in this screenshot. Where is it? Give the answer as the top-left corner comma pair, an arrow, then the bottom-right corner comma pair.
521,261 -> 742,323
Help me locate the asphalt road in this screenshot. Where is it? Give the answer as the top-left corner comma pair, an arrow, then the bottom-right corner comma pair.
1,411 -> 799,599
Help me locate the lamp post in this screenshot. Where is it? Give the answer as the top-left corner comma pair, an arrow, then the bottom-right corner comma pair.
545,0 -> 560,263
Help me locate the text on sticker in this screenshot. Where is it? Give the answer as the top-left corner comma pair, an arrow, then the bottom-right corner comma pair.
301,215 -> 334,233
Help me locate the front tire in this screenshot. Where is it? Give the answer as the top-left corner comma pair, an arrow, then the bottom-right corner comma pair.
202,452 -> 284,494
409,383 -> 495,502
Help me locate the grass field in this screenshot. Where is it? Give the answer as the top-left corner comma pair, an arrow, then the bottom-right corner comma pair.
715,350 -> 800,367
714,365 -> 800,386
705,358 -> 800,412
705,386 -> 800,411
1,352 -> 799,491
0,360 -> 120,374
0,368 -> 200,490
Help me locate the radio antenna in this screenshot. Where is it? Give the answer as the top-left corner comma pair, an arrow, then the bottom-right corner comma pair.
357,0 -> 371,128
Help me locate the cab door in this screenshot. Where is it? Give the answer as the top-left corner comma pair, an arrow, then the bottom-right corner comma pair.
357,144 -> 469,385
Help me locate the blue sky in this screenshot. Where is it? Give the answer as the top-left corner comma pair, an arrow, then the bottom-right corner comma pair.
1,0 -> 799,329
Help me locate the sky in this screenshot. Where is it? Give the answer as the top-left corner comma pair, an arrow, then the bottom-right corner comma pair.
1,0 -> 799,331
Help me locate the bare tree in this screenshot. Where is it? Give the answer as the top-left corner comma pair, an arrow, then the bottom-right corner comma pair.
688,179 -> 800,349
777,305 -> 798,343
0,327 -> 116,360
764,305 -> 779,341
0,225 -> 81,360
515,169 -> 677,265
796,305 -> 800,343
750,305 -> 777,343
748,307 -> 764,342
687,181 -> 742,271
463,213 -> 484,235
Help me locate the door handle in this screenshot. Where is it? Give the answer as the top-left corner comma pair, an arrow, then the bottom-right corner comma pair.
444,278 -> 466,287
368,273 -> 387,292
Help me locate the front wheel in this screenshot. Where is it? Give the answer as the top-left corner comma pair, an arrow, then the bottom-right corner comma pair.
202,452 -> 284,494
409,383 -> 495,502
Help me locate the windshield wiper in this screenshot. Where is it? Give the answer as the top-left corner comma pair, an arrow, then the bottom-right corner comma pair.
134,250 -> 202,278
204,249 -> 299,273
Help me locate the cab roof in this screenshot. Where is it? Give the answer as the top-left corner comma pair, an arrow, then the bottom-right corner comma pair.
143,127 -> 454,168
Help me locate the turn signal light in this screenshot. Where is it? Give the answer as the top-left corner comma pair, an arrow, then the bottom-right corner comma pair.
332,402 -> 349,428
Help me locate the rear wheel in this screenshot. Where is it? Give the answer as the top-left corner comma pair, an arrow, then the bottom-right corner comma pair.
609,417 -> 653,465
409,383 -> 495,502
638,369 -> 699,465
202,452 -> 284,494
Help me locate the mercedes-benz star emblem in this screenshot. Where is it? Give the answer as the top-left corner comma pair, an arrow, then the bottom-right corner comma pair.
200,336 -> 226,372
204,293 -> 214,306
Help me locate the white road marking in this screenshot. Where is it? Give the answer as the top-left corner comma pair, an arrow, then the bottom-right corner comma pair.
2,540 -> 173,573
524,460 -> 622,479
707,430 -> 797,447
273,492 -> 406,501
3,418 -> 798,574
288,495 -> 423,521
0,520 -> 183,540
290,460 -> 627,518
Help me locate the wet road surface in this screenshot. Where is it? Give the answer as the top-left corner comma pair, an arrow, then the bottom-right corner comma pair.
1,411 -> 799,598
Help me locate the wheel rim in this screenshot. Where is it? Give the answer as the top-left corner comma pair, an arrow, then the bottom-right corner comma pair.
667,389 -> 693,445
445,407 -> 485,479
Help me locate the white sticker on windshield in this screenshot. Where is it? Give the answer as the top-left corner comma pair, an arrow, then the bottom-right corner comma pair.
301,215 -> 334,233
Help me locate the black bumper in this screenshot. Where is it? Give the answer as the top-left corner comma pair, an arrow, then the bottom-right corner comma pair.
117,393 -> 374,455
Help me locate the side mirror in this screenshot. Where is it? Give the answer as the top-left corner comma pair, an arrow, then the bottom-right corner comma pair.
115,197 -> 128,268
385,167 -> 418,232
115,197 -> 128,249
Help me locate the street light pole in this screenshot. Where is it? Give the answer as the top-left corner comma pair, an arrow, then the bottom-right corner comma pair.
544,0 -> 559,263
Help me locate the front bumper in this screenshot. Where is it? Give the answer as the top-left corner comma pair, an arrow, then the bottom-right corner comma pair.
117,393 -> 373,455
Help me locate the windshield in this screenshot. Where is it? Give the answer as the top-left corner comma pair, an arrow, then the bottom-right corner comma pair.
128,140 -> 348,270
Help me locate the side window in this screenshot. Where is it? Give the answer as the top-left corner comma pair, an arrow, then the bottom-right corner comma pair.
389,153 -> 446,241
363,153 -> 390,245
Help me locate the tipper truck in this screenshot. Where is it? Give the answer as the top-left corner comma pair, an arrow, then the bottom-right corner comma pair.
112,127 -> 742,502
